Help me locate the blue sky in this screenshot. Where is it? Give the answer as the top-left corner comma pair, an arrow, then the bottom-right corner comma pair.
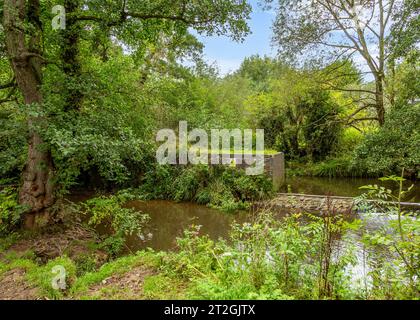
195,0 -> 276,75
191,1 -> 375,81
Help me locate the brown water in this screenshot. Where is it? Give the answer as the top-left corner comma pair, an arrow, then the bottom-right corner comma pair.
124,200 -> 249,251
74,176 -> 418,291
75,176 -> 419,252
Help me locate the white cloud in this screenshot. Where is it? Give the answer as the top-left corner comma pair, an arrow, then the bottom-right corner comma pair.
210,58 -> 243,76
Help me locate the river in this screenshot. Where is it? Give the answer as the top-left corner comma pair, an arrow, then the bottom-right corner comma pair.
119,176 -> 419,252
282,176 -> 420,202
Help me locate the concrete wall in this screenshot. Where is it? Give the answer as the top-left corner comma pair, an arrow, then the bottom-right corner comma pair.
265,153 -> 286,191
209,152 -> 286,191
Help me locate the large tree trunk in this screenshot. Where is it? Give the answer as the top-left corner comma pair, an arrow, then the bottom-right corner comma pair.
375,76 -> 386,126
20,130 -> 55,229
3,0 -> 55,229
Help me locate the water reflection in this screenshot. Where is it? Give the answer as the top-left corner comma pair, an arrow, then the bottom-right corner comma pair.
283,176 -> 420,202
122,199 -> 410,292
124,200 -> 249,251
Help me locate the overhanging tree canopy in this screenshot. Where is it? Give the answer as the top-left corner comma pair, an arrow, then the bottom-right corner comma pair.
264,0 -> 410,126
0,0 -> 251,228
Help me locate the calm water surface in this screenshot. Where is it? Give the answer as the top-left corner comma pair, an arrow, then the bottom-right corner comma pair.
124,200 -> 249,251
67,176 -> 416,254
283,176 -> 420,202
115,177 -> 419,252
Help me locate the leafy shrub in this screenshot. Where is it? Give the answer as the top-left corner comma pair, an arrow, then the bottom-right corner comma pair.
136,164 -> 176,199
353,103 -> 420,177
162,212 -> 359,300
0,188 -> 27,236
82,192 -> 149,256
74,254 -> 99,277
138,165 -> 273,211
173,165 -> 210,202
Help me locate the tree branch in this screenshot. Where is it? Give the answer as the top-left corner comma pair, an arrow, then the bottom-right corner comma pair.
75,6 -> 216,27
347,117 -> 379,126
0,77 -> 16,90
325,86 -> 377,94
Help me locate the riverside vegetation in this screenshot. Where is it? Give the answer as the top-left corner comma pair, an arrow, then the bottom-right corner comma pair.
0,173 -> 419,300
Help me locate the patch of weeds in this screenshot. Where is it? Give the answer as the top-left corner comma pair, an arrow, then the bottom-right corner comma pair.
0,232 -> 20,253
143,274 -> 187,299
71,251 -> 160,297
74,254 -> 99,277
98,235 -> 126,258
26,256 -> 77,299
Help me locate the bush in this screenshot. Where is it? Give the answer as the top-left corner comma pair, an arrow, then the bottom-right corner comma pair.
138,165 -> 273,211
353,103 -> 420,178
82,192 -> 150,256
162,212 -> 360,300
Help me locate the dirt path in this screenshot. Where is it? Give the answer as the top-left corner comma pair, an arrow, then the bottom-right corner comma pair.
0,269 -> 40,300
5,224 -> 107,263
83,267 -> 155,300
0,224 -> 108,300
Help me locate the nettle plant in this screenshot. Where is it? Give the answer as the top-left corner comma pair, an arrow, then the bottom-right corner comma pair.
167,211 -> 359,300
355,173 -> 420,299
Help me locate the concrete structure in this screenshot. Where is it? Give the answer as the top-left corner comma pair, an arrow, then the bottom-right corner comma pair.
214,152 -> 286,191
265,153 -> 286,191
266,193 -> 420,214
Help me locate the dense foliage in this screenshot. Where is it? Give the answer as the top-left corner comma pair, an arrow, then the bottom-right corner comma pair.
0,188 -> 26,236
354,104 -> 420,177
137,165 -> 273,211
0,0 -> 418,302
0,1 -> 418,200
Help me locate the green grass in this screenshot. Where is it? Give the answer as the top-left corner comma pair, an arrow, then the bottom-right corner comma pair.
0,254 -> 77,300
27,256 -> 77,299
0,248 -> 187,300
0,257 -> 37,277
71,251 -> 163,297
72,250 -> 188,300
143,274 -> 187,299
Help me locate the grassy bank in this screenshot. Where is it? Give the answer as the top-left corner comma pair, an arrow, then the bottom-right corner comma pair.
1,177 -> 419,300
1,175 -> 419,300
1,208 -> 418,300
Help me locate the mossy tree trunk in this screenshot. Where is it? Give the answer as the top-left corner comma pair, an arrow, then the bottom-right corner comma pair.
3,0 -> 55,228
